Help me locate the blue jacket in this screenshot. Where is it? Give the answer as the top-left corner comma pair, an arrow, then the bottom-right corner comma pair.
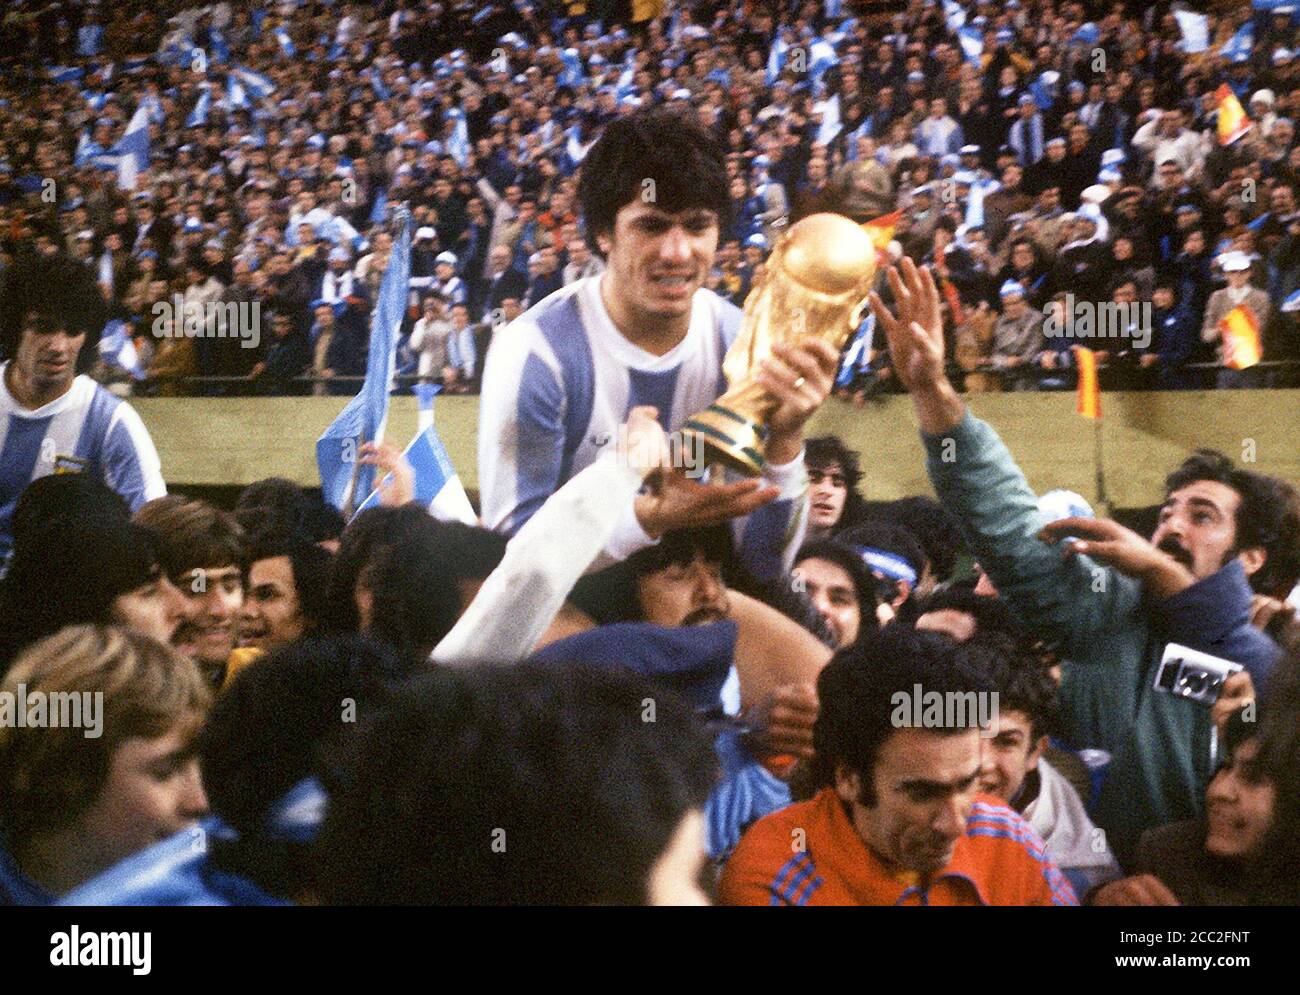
925,412 -> 1280,866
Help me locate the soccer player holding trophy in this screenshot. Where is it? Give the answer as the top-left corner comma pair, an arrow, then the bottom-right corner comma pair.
478,108 -> 877,578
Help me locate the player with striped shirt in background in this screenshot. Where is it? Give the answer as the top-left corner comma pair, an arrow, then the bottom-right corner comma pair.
0,252 -> 165,572
477,108 -> 841,580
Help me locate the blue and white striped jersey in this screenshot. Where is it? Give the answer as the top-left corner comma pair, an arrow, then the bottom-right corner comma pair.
0,366 -> 166,566
478,276 -> 808,578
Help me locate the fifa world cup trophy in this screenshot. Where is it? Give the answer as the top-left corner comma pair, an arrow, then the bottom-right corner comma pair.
680,213 -> 878,475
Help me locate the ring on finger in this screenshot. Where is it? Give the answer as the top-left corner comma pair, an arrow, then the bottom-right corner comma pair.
792,376 -> 806,389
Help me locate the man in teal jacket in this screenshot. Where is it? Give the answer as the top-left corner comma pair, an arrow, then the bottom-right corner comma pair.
868,259 -> 1291,867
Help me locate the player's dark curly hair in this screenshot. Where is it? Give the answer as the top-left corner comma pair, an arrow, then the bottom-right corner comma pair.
577,107 -> 732,258
314,662 -> 717,905
811,625 -> 994,805
324,504 -> 463,663
0,251 -> 108,371
1165,449 -> 1300,598
957,631 -> 1061,741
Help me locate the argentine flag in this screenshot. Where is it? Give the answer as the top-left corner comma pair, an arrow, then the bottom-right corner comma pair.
233,65 -> 275,100
1173,11 -> 1209,54
275,26 -> 296,58
958,26 -> 984,64
98,320 -> 146,380
317,210 -> 412,513
226,75 -> 249,109
353,383 -> 477,524
445,107 -> 470,167
210,28 -> 230,63
943,0 -> 967,31
113,105 -> 151,191
186,89 -> 211,128
808,37 -> 839,84
1219,23 -> 1253,63
765,32 -> 789,86
836,313 -> 876,388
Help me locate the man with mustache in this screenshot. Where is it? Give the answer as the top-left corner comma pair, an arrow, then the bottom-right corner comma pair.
869,258 -> 1298,866
478,107 -> 838,582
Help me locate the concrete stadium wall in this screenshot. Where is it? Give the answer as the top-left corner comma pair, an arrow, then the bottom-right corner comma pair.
133,390 -> 1300,510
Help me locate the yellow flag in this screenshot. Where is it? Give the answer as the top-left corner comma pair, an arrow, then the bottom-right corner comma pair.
1216,84 -> 1251,147
1220,304 -> 1262,370
1075,346 -> 1101,419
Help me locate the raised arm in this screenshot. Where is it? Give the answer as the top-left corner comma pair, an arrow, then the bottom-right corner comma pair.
868,259 -> 1143,657
434,406 -> 670,665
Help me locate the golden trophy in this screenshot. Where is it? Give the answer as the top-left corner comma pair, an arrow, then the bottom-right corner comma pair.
681,212 -> 879,476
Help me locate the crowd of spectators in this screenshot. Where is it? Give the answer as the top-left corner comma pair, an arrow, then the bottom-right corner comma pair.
0,0 -> 1298,396
1,0 -> 1300,912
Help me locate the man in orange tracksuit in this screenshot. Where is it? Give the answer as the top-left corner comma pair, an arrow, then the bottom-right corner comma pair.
720,627 -> 1078,906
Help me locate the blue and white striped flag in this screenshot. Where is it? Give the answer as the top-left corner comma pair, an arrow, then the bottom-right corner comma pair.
233,65 -> 275,100
958,26 -> 984,64
369,187 -> 388,225
1281,288 -> 1300,313
317,211 -> 412,513
226,75 -> 250,109
816,94 -> 842,144
210,28 -> 230,63
943,0 -> 967,32
765,32 -> 789,85
49,66 -> 86,84
84,91 -> 109,113
559,48 -> 585,86
113,105 -> 151,191
98,319 -> 146,380
353,383 -> 477,523
274,26 -> 296,58
1219,23 -> 1254,63
367,68 -> 390,100
186,88 -> 211,127
1173,11 -> 1209,54
809,38 -> 839,84
836,313 -> 875,388
445,107 -> 470,166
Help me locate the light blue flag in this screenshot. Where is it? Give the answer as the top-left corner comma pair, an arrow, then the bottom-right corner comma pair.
560,48 -> 585,86
809,38 -> 839,84
369,187 -> 388,225
836,313 -> 875,388
445,107 -> 470,166
965,180 -> 985,228
275,26 -> 296,58
210,28 -> 230,63
1173,11 -> 1209,54
1220,23 -> 1254,62
943,0 -> 967,31
112,105 -> 151,190
1281,288 -> 1300,313
765,32 -> 789,85
958,26 -> 983,64
816,93 -> 842,144
98,320 -> 146,380
226,75 -> 249,109
84,91 -> 108,113
74,131 -> 96,168
368,68 -> 390,101
233,66 -> 275,100
1029,74 -> 1055,111
49,66 -> 86,84
186,89 -> 210,128
1072,22 -> 1100,46
353,383 -> 477,523
317,211 -> 413,513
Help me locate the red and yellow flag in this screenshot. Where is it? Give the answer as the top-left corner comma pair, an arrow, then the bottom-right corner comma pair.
862,209 -> 903,265
1220,304 -> 1262,370
1216,84 -> 1252,147
1076,346 -> 1101,419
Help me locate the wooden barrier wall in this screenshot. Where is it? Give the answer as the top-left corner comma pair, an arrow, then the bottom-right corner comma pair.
133,390 -> 1300,509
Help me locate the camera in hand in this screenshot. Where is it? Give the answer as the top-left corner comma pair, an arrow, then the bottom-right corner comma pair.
1152,642 -> 1243,707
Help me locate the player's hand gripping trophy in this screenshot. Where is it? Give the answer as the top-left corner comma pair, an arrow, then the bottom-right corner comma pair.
681,213 -> 879,475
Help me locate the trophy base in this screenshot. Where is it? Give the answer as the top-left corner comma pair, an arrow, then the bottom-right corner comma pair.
680,405 -> 768,477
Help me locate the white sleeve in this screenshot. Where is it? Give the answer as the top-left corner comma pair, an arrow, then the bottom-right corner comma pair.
432,452 -> 646,665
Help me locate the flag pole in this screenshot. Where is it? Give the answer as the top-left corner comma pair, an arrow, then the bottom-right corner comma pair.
1093,416 -> 1109,517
